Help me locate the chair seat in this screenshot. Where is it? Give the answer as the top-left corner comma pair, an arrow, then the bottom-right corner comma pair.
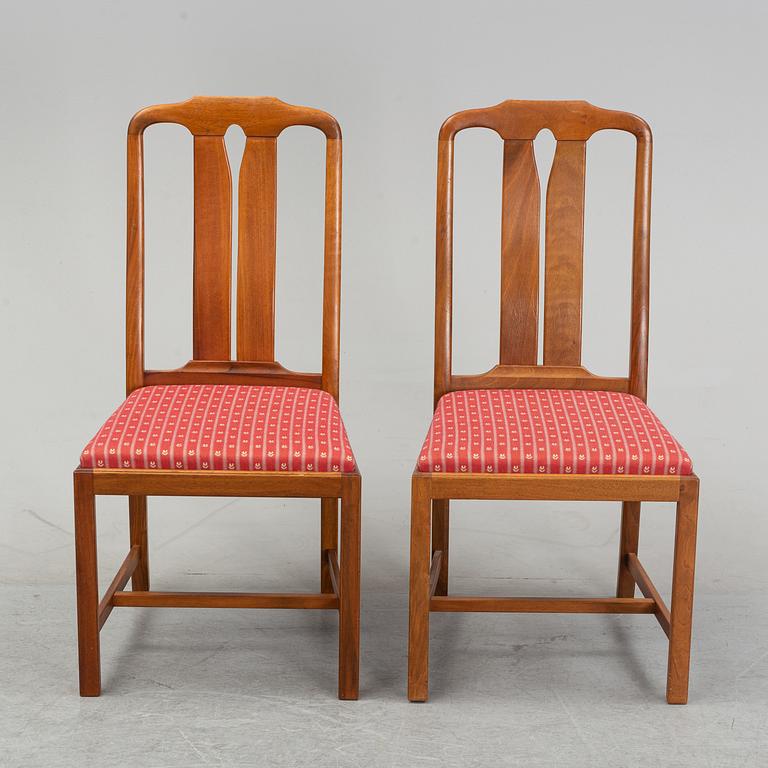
80,384 -> 356,472
417,389 -> 692,476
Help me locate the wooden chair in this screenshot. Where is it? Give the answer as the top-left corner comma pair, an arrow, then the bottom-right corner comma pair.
408,100 -> 699,704
73,97 -> 361,700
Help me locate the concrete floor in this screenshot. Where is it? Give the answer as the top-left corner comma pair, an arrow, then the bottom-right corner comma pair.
2,497 -> 766,767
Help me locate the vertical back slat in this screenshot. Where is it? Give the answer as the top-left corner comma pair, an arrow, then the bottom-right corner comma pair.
236,137 -> 278,361
543,140 -> 586,366
499,140 -> 540,365
193,135 -> 232,360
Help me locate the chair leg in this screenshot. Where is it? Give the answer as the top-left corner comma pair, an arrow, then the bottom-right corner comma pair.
74,470 -> 101,696
321,497 -> 339,594
129,495 -> 150,591
408,476 -> 431,702
431,499 -> 449,596
338,476 -> 361,700
666,475 -> 699,704
616,501 -> 641,597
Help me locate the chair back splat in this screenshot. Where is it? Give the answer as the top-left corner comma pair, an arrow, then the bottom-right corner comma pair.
126,96 -> 342,400
434,100 -> 652,405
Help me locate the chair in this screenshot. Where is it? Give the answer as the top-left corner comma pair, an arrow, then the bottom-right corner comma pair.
407,100 -> 699,704
73,97 -> 361,700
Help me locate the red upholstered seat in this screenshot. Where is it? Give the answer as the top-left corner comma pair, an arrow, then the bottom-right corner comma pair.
417,389 -> 692,476
80,384 -> 356,472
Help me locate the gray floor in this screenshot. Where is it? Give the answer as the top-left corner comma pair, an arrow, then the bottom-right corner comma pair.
2,497 -> 766,767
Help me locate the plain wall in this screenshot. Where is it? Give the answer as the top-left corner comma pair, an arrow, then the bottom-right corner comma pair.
1,0 -> 766,605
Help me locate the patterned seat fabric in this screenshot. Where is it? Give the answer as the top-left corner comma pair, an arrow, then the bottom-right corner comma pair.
81,384 -> 356,472
417,389 -> 692,476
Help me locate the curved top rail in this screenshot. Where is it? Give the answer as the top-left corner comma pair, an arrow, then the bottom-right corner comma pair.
439,100 -> 650,142
128,96 -> 341,139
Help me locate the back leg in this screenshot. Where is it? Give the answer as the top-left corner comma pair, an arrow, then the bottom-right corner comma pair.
321,497 -> 338,594
129,495 -> 150,591
431,499 -> 449,596
616,501 -> 640,597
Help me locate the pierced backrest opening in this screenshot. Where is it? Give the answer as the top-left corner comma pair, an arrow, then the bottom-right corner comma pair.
126,96 -> 342,400
435,100 -> 652,405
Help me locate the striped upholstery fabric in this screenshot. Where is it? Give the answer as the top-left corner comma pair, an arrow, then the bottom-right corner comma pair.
81,384 -> 356,473
417,389 -> 692,476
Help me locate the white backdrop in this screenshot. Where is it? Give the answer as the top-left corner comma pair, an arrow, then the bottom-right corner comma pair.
0,4 -> 766,763
1,0 -> 765,586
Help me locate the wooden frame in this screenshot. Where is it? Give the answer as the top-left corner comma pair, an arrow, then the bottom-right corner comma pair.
408,100 -> 699,704
74,97 -> 360,700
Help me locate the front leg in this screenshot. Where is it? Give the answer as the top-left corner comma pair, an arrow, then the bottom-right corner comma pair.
408,475 -> 432,702
338,476 -> 361,700
74,470 -> 101,696
666,475 -> 699,704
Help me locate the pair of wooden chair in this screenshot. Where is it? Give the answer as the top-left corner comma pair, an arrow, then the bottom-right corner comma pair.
74,97 -> 698,704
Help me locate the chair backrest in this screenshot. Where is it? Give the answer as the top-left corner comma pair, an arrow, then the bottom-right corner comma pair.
434,100 -> 652,406
125,96 -> 342,399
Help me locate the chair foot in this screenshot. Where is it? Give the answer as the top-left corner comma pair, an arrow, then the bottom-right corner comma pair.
338,476 -> 360,700
74,470 -> 101,697
408,476 -> 431,702
666,475 -> 699,704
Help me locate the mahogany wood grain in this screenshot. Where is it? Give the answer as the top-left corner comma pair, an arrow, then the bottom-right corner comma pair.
74,470 -> 100,696
128,495 -> 149,590
408,476 -> 431,702
451,365 -> 629,394
433,133 -> 454,405
439,99 -> 650,143
426,473 -> 680,502
144,360 -> 322,389
500,140 -> 539,365
89,468 -> 345,497
433,99 -> 652,400
627,553 -> 670,637
98,546 -> 140,629
321,498 -> 339,594
126,132 -> 145,394
339,474 -> 361,700
428,550 -> 444,599
411,101 -> 696,705
616,501 -> 641,598
430,596 -> 656,613
628,134 -> 653,401
77,98 -> 358,700
667,475 -> 699,704
237,137 -> 278,361
128,96 -> 341,139
326,548 -> 340,599
112,591 -> 338,610
125,96 -> 343,396
543,140 -> 586,366
431,500 -> 449,596
321,137 -> 342,401
193,136 -> 232,360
